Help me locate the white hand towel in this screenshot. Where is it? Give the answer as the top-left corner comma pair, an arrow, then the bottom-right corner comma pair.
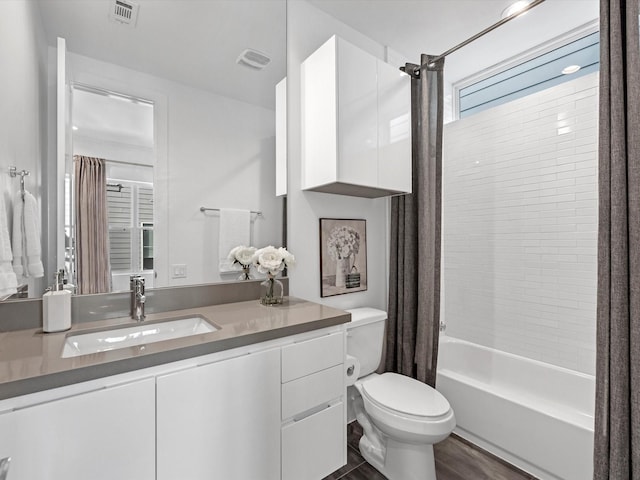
12,190 -> 44,279
218,208 -> 251,273
0,192 -> 18,298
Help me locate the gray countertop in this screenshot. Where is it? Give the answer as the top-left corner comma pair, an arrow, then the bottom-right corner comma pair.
0,297 -> 350,400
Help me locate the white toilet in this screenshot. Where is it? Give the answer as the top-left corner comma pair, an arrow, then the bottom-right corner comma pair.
346,308 -> 455,480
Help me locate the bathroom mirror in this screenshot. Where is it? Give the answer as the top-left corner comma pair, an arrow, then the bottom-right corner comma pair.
8,0 -> 286,298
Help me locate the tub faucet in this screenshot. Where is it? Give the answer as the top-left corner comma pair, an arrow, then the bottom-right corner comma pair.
130,275 -> 146,322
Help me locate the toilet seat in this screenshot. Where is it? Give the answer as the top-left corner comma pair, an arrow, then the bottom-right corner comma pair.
361,373 -> 450,418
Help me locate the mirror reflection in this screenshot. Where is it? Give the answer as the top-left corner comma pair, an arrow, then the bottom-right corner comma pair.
1,0 -> 286,299
70,85 -> 156,294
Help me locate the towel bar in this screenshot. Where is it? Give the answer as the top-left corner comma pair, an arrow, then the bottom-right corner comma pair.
200,207 -> 263,217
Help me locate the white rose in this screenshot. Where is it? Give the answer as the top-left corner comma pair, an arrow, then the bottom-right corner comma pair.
253,246 -> 285,275
228,246 -> 257,267
278,247 -> 295,266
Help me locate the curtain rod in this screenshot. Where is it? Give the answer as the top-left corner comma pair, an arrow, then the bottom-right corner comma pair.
403,0 -> 546,74
74,156 -> 153,168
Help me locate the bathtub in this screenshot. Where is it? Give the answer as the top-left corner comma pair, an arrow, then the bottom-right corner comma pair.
436,336 -> 595,480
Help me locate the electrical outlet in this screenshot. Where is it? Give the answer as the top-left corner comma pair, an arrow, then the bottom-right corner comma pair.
172,264 -> 187,279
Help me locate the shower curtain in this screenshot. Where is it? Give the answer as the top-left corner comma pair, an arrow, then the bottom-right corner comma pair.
594,1 -> 640,478
74,156 -> 111,294
385,55 -> 444,387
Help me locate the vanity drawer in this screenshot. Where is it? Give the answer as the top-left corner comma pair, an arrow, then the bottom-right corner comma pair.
281,332 -> 344,382
282,402 -> 344,480
282,364 -> 344,420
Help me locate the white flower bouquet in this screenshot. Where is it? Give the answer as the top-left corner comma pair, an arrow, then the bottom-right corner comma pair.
252,246 -> 294,306
228,245 -> 257,280
327,226 -> 360,260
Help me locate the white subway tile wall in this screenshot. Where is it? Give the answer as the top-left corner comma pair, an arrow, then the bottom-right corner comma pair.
443,72 -> 598,375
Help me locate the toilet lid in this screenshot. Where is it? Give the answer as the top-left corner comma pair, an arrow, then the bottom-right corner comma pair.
362,373 -> 450,418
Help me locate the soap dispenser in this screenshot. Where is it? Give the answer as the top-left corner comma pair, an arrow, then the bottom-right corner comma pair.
43,269 -> 71,332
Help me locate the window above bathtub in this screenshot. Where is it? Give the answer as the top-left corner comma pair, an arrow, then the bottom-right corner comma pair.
454,22 -> 599,119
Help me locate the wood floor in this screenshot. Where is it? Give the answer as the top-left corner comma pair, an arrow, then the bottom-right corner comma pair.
323,423 -> 537,480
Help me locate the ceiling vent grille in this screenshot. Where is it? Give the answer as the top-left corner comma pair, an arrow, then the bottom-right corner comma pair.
236,49 -> 272,70
110,0 -> 139,26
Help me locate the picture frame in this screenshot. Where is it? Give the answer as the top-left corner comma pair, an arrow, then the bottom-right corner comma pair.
319,218 -> 367,297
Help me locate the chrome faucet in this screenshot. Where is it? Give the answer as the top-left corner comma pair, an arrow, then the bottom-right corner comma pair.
130,275 -> 146,321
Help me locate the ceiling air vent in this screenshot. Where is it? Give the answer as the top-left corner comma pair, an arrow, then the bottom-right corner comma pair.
236,49 -> 272,70
109,0 -> 139,26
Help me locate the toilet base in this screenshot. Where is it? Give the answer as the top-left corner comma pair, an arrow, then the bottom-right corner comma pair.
359,434 -> 437,480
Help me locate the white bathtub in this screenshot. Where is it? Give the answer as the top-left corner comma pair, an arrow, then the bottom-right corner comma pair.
436,336 -> 595,480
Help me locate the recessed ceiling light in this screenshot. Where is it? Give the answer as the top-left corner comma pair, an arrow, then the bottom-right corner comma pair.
562,65 -> 581,75
501,1 -> 532,19
72,126 -> 78,131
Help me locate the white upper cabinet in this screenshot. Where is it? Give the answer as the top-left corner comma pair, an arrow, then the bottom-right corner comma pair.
301,35 -> 411,198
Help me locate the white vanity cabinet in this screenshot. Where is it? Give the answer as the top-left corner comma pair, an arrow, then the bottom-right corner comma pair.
0,324 -> 347,480
281,331 -> 346,480
301,35 -> 411,198
156,348 -> 282,480
0,378 -> 155,480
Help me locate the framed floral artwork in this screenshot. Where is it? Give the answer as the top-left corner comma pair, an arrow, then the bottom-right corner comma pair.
319,218 -> 367,297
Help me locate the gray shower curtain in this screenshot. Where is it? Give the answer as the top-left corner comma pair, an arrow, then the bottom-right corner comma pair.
74,156 -> 111,295
594,1 -> 640,478
385,55 -> 444,387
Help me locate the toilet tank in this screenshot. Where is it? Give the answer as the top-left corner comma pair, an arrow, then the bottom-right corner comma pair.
346,308 -> 387,377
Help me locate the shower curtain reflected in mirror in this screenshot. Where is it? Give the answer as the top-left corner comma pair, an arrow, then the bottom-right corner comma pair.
74,156 -> 110,294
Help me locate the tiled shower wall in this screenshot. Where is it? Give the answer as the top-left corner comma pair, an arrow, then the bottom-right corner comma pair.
443,72 -> 598,375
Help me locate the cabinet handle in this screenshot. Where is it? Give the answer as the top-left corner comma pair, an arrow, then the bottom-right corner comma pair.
0,457 -> 10,480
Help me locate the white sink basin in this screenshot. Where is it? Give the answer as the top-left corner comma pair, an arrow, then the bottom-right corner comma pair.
61,316 -> 218,358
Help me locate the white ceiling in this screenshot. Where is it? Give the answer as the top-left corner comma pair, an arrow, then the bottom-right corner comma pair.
37,0 -> 287,110
309,0 -> 599,85
37,0 -> 599,111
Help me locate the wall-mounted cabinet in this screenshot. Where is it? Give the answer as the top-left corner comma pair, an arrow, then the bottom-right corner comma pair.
301,35 -> 411,198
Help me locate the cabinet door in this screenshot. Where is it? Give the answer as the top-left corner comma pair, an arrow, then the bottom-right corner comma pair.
0,378 -> 155,480
157,348 -> 281,480
377,59 -> 412,193
337,37 -> 379,187
282,402 -> 345,480
0,411 -> 16,478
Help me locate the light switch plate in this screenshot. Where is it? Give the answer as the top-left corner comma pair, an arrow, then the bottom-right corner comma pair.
171,264 -> 187,279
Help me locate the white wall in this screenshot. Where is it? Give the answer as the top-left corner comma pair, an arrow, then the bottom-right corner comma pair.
67,53 -> 282,287
287,0 -> 394,310
0,0 -> 47,296
443,72 -> 598,375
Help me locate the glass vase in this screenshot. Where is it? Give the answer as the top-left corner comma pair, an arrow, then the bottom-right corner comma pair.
260,274 -> 283,306
238,266 -> 253,281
